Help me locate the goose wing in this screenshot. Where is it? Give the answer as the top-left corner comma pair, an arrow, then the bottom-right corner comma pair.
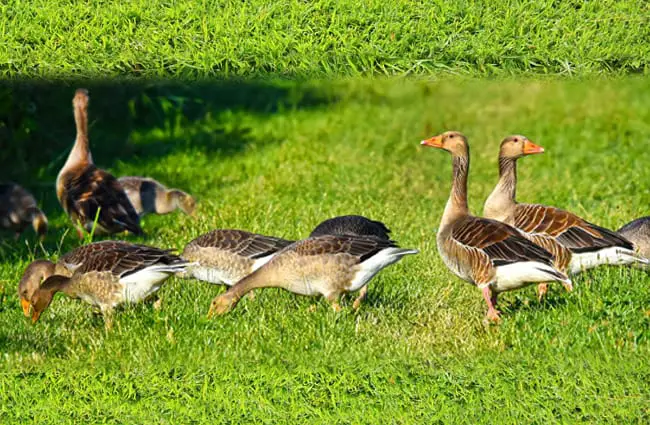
514,204 -> 633,253
452,216 -> 554,267
188,229 -> 293,259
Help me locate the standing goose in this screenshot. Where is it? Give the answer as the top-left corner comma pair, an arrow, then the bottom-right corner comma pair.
482,135 -> 647,275
617,217 -> 650,266
118,176 -> 196,217
483,136 -> 573,299
29,242 -> 189,328
0,182 -> 48,240
56,89 -> 143,238
18,240 -> 139,316
421,131 -> 570,322
208,234 -> 418,316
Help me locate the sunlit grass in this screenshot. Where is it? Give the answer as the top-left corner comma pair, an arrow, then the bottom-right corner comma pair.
0,77 -> 649,423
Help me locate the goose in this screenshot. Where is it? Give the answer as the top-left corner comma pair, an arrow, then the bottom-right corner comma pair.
56,89 -> 142,238
617,217 -> 650,266
483,136 -> 573,299
181,215 -> 394,308
18,240 -> 138,316
0,182 -> 48,240
29,242 -> 189,328
421,131 -> 570,322
207,234 -> 418,316
482,135 -> 647,275
118,176 -> 196,217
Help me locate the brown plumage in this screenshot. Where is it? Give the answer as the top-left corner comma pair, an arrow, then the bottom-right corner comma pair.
118,176 -> 196,217
421,131 -> 570,323
180,229 -> 293,286
56,89 -> 142,238
0,182 -> 48,239
208,234 -> 418,316
310,215 -> 391,240
29,242 -> 188,327
18,240 -> 141,316
483,135 -> 645,276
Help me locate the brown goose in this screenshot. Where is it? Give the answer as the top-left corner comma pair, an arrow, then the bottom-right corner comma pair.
618,217 -> 650,266
18,240 -> 136,316
421,131 -> 570,322
56,89 -> 142,238
483,136 -> 573,299
118,176 -> 196,217
29,242 -> 189,327
0,182 -> 48,239
482,135 -> 647,275
208,234 -> 418,316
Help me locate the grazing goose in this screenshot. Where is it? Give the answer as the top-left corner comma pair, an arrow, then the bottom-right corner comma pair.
208,234 -> 418,316
182,216 -> 394,308
421,131 -> 570,322
0,182 -> 48,240
118,176 -> 196,217
18,240 -> 137,316
482,135 -> 647,275
56,89 -> 143,238
29,242 -> 189,328
483,136 -> 573,299
618,217 -> 650,266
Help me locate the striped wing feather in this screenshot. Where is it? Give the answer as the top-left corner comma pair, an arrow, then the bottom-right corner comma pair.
514,204 -> 633,253
75,244 -> 184,278
291,235 -> 398,262
452,216 -> 554,267
189,229 -> 293,259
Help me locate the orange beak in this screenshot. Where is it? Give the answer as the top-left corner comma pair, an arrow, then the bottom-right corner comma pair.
522,140 -> 545,155
421,135 -> 444,148
31,309 -> 42,324
20,297 -> 31,317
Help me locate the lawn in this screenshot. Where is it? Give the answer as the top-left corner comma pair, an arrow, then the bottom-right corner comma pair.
0,76 -> 648,423
1,0 -> 649,422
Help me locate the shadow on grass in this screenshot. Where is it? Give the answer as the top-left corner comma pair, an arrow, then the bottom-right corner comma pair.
0,78 -> 338,260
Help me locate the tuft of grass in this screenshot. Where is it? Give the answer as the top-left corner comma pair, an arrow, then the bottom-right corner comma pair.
0,77 -> 649,423
0,0 -> 649,78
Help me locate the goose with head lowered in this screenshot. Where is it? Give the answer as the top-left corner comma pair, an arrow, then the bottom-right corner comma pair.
180,215 -> 393,308
29,242 -> 189,328
56,89 -> 142,238
482,135 -> 648,277
18,240 -> 142,316
421,131 -> 571,323
207,234 -> 418,316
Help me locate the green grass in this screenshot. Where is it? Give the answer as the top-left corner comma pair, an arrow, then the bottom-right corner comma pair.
1,0 -> 649,78
0,77 -> 649,423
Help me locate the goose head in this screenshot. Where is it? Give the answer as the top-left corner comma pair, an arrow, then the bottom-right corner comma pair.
18,260 -> 55,317
499,135 -> 544,159
421,131 -> 468,156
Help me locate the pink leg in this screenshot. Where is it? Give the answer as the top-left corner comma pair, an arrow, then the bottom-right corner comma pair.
482,286 -> 501,323
76,227 -> 84,239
